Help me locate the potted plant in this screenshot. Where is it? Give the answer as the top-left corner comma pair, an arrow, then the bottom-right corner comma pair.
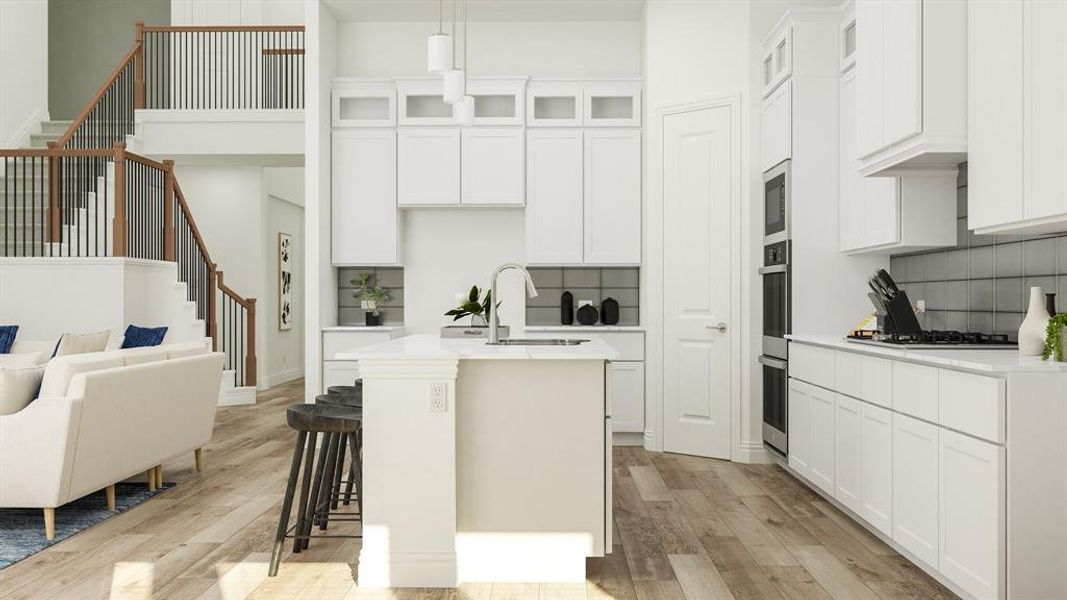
1042,313 -> 1067,361
441,285 -> 506,338
352,273 -> 390,327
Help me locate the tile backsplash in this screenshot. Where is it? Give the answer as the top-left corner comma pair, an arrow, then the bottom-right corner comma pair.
338,267 -> 404,325
526,267 -> 640,326
890,163 -> 1067,339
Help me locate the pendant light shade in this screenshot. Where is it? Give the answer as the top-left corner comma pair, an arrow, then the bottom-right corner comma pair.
443,69 -> 466,104
455,95 -> 475,125
427,33 -> 453,73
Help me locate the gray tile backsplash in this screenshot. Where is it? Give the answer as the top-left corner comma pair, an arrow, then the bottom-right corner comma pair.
338,267 -> 404,325
890,162 -> 1067,340
526,267 -> 640,326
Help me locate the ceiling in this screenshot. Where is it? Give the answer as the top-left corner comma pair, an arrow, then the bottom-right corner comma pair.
322,0 -> 646,22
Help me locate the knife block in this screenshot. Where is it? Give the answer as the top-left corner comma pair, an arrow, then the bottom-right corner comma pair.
883,291 -> 922,335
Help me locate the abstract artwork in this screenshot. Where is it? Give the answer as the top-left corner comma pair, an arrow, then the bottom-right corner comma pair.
278,233 -> 293,331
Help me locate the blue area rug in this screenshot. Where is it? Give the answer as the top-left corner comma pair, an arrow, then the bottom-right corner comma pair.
0,481 -> 174,569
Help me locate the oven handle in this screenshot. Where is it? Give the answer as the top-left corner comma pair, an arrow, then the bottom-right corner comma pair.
758,355 -> 788,369
758,265 -> 787,275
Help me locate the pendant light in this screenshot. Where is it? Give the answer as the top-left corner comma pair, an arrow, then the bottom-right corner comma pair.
454,0 -> 475,125
427,0 -> 452,73
442,0 -> 465,104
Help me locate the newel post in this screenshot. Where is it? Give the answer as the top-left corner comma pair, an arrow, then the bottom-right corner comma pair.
46,142 -> 61,243
134,21 -> 145,109
112,142 -> 126,256
162,159 -> 175,261
245,298 -> 257,388
208,265 -> 219,350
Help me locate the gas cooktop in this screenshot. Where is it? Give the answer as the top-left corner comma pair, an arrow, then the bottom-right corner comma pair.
847,330 -> 1018,349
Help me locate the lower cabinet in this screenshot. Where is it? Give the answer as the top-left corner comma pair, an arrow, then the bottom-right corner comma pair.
610,361 -> 645,433
860,403 -> 893,536
809,386 -> 836,495
787,378 -> 812,479
939,428 -> 1003,599
324,360 -> 361,388
834,394 -> 863,514
892,412 -> 940,568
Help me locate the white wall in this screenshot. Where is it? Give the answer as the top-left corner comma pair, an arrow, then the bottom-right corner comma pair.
171,0 -> 304,26
264,193 -> 305,385
0,0 -> 47,147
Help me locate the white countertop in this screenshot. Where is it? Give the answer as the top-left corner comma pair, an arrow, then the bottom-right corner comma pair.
524,325 -> 645,332
323,326 -> 406,332
337,334 -> 619,361
787,334 -> 1067,373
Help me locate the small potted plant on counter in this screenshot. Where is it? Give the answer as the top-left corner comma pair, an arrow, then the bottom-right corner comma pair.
352,272 -> 390,326
441,285 -> 506,339
1042,312 -> 1067,362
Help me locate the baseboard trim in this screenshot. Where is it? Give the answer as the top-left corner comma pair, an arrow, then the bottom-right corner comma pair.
3,106 -> 47,149
260,367 -> 304,390
733,440 -> 775,464
218,386 -> 256,407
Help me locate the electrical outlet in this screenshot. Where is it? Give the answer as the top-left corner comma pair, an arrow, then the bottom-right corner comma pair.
916,300 -> 926,314
429,383 -> 447,413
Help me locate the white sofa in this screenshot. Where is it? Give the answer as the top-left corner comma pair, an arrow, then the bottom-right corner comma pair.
0,342 -> 224,539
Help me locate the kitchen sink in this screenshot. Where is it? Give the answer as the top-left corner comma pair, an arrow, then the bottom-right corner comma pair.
486,338 -> 590,346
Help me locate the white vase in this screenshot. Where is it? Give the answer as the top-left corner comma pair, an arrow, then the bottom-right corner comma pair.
1019,286 -> 1051,356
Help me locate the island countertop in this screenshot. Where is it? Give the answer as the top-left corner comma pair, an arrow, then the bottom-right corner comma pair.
335,333 -> 619,361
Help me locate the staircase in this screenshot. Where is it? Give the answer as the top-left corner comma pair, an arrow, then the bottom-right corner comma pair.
28,120 -> 72,149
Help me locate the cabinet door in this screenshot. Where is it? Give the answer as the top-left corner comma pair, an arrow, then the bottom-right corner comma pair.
397,128 -> 460,206
610,361 -> 644,433
760,81 -> 792,171
855,0 -> 884,157
788,378 -> 812,479
838,70 -> 864,252
584,130 -> 641,265
461,128 -> 524,206
331,130 -> 398,265
584,84 -> 641,127
939,428 -> 1004,600
968,0 -> 1024,230
881,0 -> 923,148
834,394 -> 863,514
526,129 -> 584,264
862,176 -> 901,248
861,403 -> 893,536
526,83 -> 583,127
893,413 -> 939,568
323,361 -> 361,390
1026,0 -> 1067,221
809,385 -> 836,495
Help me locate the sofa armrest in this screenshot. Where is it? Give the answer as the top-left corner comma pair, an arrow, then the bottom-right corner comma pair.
0,396 -> 82,508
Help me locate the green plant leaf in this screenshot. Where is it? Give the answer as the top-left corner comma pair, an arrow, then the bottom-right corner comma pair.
469,285 -> 479,303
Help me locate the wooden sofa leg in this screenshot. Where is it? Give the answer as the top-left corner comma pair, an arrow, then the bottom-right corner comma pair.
44,508 -> 55,541
155,465 -> 163,487
106,484 -> 116,511
147,468 -> 157,492
194,448 -> 203,471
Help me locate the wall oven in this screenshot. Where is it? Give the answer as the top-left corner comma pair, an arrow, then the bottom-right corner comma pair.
759,354 -> 788,455
761,160 -> 791,456
760,240 -> 790,360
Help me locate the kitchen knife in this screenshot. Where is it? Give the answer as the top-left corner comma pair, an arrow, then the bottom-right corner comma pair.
877,269 -> 901,295
869,276 -> 892,302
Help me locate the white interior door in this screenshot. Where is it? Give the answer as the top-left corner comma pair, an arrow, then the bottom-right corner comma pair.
662,104 -> 735,459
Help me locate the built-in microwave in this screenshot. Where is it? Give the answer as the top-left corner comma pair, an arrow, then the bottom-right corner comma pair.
764,160 -> 790,244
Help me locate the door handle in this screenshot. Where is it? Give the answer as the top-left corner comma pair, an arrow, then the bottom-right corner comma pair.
707,322 -> 727,332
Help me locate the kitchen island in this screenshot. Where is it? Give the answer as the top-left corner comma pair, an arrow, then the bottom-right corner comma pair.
337,334 -> 619,588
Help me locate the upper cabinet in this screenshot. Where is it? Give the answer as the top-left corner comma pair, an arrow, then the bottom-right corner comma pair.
460,128 -> 524,206
397,128 -> 461,206
333,81 -> 396,128
760,81 -> 791,172
332,129 -> 399,265
584,130 -> 641,264
526,129 -> 584,264
855,0 -> 967,176
527,80 -> 642,128
463,78 -> 527,126
761,23 -> 792,98
969,0 -> 1067,235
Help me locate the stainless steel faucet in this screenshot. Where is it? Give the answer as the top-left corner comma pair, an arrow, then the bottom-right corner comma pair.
488,263 -> 539,344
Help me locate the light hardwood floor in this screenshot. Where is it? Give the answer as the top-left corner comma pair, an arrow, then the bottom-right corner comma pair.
0,379 -> 957,600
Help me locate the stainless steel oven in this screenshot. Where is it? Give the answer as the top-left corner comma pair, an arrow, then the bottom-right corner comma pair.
762,160 -> 791,456
759,354 -> 788,455
760,240 -> 790,360
764,160 -> 790,244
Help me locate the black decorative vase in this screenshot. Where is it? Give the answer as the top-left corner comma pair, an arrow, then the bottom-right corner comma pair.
1048,292 -> 1058,317
577,303 -> 599,326
561,291 -> 574,325
601,297 -> 620,325
365,312 -> 382,326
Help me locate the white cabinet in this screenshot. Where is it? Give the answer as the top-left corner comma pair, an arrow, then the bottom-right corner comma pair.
397,80 -> 454,126
320,328 -> 406,392
861,403 -> 893,536
331,130 -> 399,265
324,360 -> 361,388
939,428 -> 1004,600
583,130 -> 641,264
834,393 -> 863,514
465,78 -> 526,126
527,82 -> 583,127
969,0 -> 1067,235
460,128 -> 524,206
610,361 -> 644,434
788,378 -> 812,479
397,128 -> 461,206
332,82 -> 396,127
526,129 -> 584,264
893,412 -> 939,568
584,84 -> 641,127
760,23 -> 792,97
809,386 -> 836,495
839,68 -> 957,255
527,80 -> 642,127
760,81 -> 791,171
855,0 -> 966,175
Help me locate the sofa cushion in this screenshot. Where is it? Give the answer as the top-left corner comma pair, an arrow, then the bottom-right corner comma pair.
0,353 -> 42,369
165,341 -> 210,360
121,325 -> 168,349
54,331 -> 111,357
38,353 -> 123,398
0,364 -> 45,415
116,346 -> 168,366
0,325 -> 17,354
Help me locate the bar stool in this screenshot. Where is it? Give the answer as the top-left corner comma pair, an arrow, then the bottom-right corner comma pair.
315,392 -> 362,512
269,403 -> 363,577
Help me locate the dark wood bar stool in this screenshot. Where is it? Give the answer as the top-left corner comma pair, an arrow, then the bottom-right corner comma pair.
269,403 -> 363,577
315,391 -> 362,513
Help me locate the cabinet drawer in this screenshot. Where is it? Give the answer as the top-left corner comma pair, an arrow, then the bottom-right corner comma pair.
892,362 -> 938,422
938,369 -> 1005,443
862,356 -> 893,409
790,343 -> 834,389
834,351 -> 863,399
323,331 -> 397,360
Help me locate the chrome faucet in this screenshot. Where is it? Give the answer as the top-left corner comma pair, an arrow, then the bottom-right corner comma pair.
488,263 -> 539,344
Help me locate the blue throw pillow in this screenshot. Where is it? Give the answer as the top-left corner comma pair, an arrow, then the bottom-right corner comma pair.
0,325 -> 17,354
121,325 -> 168,349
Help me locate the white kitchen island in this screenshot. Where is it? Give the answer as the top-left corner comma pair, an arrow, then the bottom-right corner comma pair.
337,334 -> 619,588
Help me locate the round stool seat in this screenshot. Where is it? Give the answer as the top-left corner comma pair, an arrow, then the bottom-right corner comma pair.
287,403 -> 361,433
315,393 -> 362,409
327,382 -> 361,397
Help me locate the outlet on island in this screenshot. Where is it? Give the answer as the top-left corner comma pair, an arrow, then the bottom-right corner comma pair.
430,383 -> 447,413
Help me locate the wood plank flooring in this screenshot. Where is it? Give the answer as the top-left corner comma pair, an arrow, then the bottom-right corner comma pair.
0,379 -> 958,599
